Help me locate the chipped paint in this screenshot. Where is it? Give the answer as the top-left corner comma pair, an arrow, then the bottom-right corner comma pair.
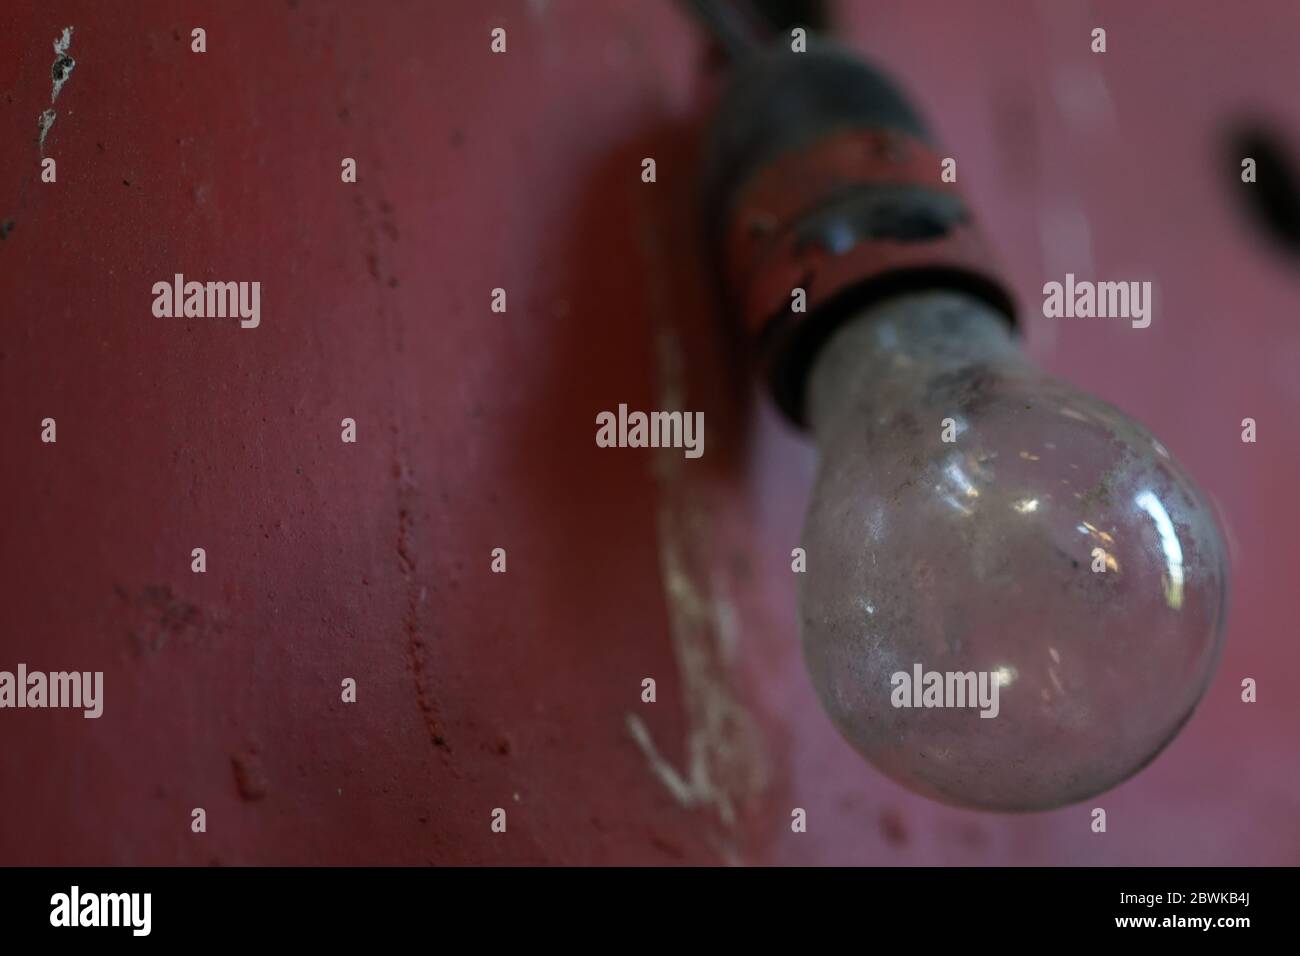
39,26 -> 76,155
51,27 -> 76,101
37,110 -> 57,153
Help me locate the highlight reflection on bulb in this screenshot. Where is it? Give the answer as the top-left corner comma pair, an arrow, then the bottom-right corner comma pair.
800,290 -> 1228,812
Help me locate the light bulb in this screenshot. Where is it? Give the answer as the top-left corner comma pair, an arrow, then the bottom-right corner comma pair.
799,290 -> 1228,810
701,39 -> 1229,810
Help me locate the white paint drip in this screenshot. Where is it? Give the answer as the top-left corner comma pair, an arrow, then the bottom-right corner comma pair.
625,713 -> 695,807
40,26 -> 76,155
626,322 -> 768,832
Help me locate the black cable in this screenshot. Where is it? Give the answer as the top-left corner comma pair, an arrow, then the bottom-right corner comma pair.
680,0 -> 768,61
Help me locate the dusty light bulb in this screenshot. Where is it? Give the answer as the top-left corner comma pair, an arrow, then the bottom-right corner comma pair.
704,41 -> 1229,810
800,290 -> 1227,810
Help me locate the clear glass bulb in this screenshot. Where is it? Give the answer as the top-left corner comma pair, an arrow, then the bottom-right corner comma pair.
800,290 -> 1228,811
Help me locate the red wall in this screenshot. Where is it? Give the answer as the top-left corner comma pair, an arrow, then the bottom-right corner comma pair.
1,0 -> 1297,865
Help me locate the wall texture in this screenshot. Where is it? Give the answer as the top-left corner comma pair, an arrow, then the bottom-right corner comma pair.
0,0 -> 1297,865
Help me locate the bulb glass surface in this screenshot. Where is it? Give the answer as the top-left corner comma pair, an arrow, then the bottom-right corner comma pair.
800,291 -> 1228,811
